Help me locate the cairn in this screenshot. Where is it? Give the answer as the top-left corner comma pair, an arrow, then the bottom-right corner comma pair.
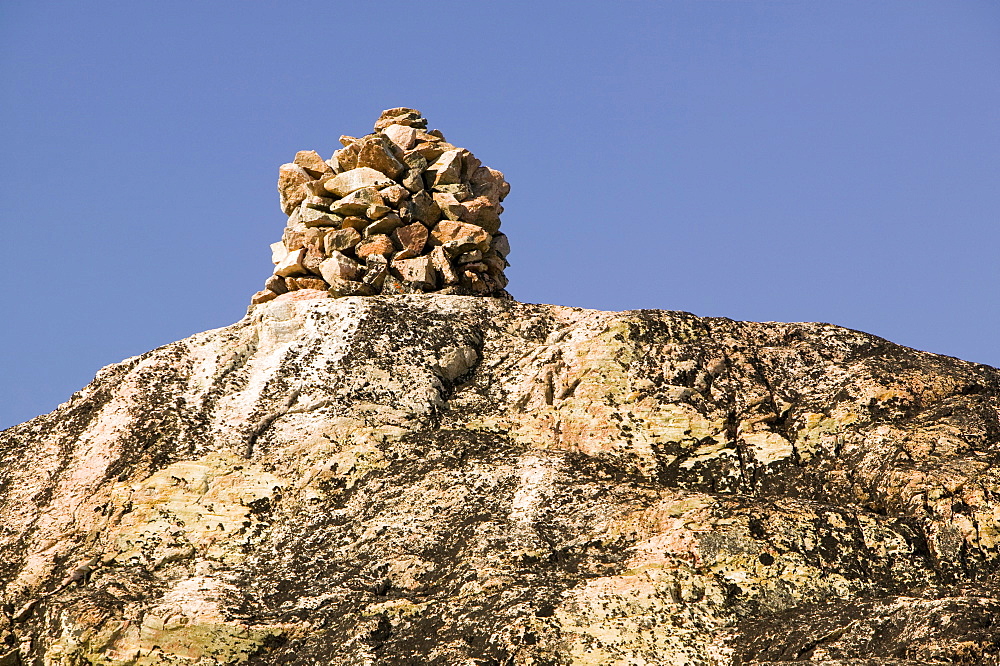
250,108 -> 511,306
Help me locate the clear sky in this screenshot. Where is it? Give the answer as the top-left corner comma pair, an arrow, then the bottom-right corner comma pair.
2,1 -> 999,428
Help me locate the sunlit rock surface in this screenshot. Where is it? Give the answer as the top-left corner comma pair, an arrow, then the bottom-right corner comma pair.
2,296 -> 999,665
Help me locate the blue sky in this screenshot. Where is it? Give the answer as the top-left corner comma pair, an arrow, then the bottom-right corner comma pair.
2,1 -> 999,428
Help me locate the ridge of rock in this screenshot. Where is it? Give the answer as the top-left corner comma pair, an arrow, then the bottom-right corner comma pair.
2,296 -> 1000,664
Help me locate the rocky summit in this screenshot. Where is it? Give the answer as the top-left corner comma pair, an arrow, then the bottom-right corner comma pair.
253,108 -> 511,307
3,112 -> 1000,666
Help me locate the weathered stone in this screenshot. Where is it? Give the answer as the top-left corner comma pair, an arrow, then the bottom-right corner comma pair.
299,207 -> 342,228
456,250 -> 483,264
301,195 -> 333,211
382,124 -> 417,151
293,276 -> 328,291
362,255 -> 389,289
402,169 -> 424,193
264,274 -> 288,295
482,253 -> 507,276
402,151 -> 428,172
324,227 -> 362,254
339,135 -> 358,147
461,152 -> 482,181
391,254 -> 435,286
433,183 -> 472,201
273,248 -> 307,276
273,287 -> 329,303
278,163 -> 312,214
294,150 -> 333,178
340,216 -> 368,231
355,234 -> 394,258
327,277 -> 375,297
319,251 -> 361,283
356,135 -> 406,180
325,156 -> 341,173
282,226 -> 306,251
431,220 -> 491,255
379,184 -> 410,206
424,150 -> 463,187
490,233 -> 510,257
374,107 -> 427,130
270,241 -> 288,265
324,167 -> 395,198
392,222 -> 428,257
302,246 -> 325,275
250,289 -> 277,305
430,245 -> 459,285
460,196 -> 501,233
409,190 -> 442,226
432,191 -> 466,221
333,143 -> 360,171
364,213 -> 402,238
412,141 -> 446,162
366,204 -> 391,220
329,187 -> 384,216
469,166 -> 509,205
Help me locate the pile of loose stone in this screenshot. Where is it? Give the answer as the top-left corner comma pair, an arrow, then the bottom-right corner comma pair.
250,108 -> 511,306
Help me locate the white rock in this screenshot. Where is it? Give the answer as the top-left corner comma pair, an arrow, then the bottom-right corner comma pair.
270,242 -> 288,265
319,251 -> 361,283
274,248 -> 307,277
324,167 -> 395,198
382,124 -> 417,151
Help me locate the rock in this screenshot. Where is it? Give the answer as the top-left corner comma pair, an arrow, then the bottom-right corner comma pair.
412,141 -> 446,162
294,150 -> 333,178
436,345 -> 479,381
365,204 -> 392,220
430,245 -> 459,285
469,166 -> 509,205
329,187 -> 383,216
432,191 -> 467,221
363,213 -> 403,238
278,163 -> 312,214
270,241 -> 288,265
339,216 -> 368,231
431,220 -> 491,255
382,124 -> 417,151
457,196 -> 500,233
356,135 -> 406,180
250,289 -> 277,305
456,250 -> 483,264
327,277 -> 375,297
392,222 -> 428,257
273,287 -> 329,303
402,151 -> 428,172
433,183 -> 472,201
404,190 -> 439,226
324,167 -> 395,198
302,195 -> 334,211
302,246 -> 325,275
461,152 -> 482,181
490,233 -> 510,257
402,169 -> 424,193
292,276 -> 328,291
273,248 -> 307,276
282,226 -> 306,251
299,207 -> 342,228
391,254 -> 435,287
424,150 -> 463,187
355,234 -> 394,258
362,255 -> 389,289
319,251 -> 361,283
333,143 -> 359,171
482,253 -> 506,276
374,107 -> 427,130
324,228 -> 362,254
379,184 -> 410,206
264,274 -> 289,295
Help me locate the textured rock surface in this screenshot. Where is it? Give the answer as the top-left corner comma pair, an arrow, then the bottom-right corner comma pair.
2,296 -> 1000,665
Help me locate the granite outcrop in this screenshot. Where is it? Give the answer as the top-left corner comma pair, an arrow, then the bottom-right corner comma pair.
2,296 -> 1000,665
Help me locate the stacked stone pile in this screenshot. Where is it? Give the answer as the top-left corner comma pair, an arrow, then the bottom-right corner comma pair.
250,108 -> 511,306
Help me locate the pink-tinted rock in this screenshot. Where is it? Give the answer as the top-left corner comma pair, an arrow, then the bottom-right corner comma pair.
273,288 -> 329,303
431,220 -> 491,255
392,222 -> 428,257
356,235 -> 395,259
274,248 -> 307,277
430,246 -> 459,285
250,290 -> 277,305
357,136 -> 406,180
278,163 -> 312,214
391,254 -> 435,285
294,150 -> 333,178
382,124 -> 417,151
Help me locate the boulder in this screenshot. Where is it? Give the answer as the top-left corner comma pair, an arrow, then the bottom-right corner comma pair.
379,184 -> 410,206
432,191 -> 466,221
409,190 -> 442,226
270,241 -> 288,265
278,163 -> 312,214
469,166 -> 509,205
319,251 -> 362,283
324,167 -> 395,198
459,196 -> 501,233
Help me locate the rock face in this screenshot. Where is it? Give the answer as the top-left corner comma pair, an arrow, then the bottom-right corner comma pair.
252,108 -> 512,308
2,296 -> 1000,664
